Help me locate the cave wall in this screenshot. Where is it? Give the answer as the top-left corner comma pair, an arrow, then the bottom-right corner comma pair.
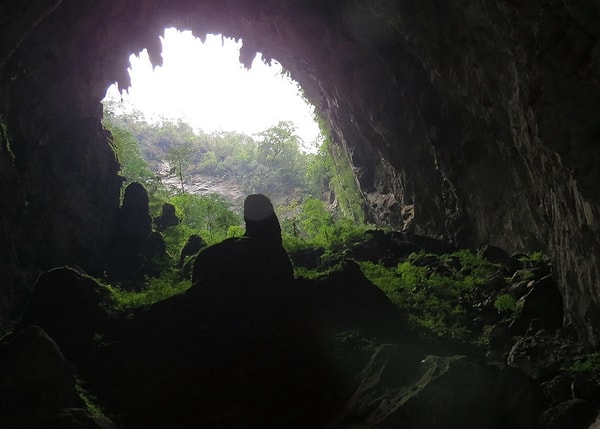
1,0 -> 599,345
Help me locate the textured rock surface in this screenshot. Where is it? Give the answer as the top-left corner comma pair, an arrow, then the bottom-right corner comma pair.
1,1 -> 599,345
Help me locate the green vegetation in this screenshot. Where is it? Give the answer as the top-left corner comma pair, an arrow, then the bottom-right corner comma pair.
518,251 -> 550,267
101,99 -> 368,310
566,353 -> 600,373
75,378 -> 110,421
107,271 -> 192,311
360,250 -> 499,340
494,294 -> 519,317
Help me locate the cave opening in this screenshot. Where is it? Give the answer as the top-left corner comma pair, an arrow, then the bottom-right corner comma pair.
103,27 -> 322,151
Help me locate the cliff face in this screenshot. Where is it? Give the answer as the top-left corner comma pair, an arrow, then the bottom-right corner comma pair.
1,0 -> 599,345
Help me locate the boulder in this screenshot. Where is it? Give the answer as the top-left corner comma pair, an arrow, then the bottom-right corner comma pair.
153,202 -> 179,232
0,326 -> 114,428
192,194 -> 293,290
16,266 -> 114,357
539,399 -> 598,429
177,234 -> 207,269
108,182 -> 152,281
334,344 -> 541,429
510,274 -> 564,335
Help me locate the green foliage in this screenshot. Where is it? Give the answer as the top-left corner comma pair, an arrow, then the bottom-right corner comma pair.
360,250 -> 499,340
298,197 -> 335,243
104,121 -> 155,191
294,262 -> 346,280
566,353 -> 600,373
494,294 -> 518,316
165,140 -> 195,193
75,378 -> 109,420
226,225 -> 245,238
518,251 -> 550,268
107,270 -> 191,311
518,251 -> 547,263
159,193 -> 241,257
280,197 -> 370,255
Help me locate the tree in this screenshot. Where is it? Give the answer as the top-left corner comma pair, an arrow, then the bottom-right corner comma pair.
105,123 -> 154,189
257,121 -> 300,165
169,193 -> 241,242
165,140 -> 195,193
299,197 -> 335,243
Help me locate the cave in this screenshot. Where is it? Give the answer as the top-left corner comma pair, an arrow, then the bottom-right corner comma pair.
1,0 -> 600,427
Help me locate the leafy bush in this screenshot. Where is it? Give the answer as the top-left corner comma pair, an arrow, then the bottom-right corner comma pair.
107,269 -> 191,311
518,251 -> 550,268
494,294 -> 518,316
360,250 -> 498,340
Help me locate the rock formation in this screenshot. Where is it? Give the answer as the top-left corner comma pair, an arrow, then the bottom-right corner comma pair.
192,193 -> 293,287
0,1 -> 599,346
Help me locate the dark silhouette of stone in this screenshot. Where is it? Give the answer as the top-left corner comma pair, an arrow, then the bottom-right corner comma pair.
333,346 -> 541,429
243,193 -> 284,246
142,231 -> 168,278
300,259 -> 407,335
0,326 -> 114,428
478,245 -> 513,272
192,194 -> 293,288
288,246 -> 325,269
510,274 -> 564,334
108,182 -> 153,282
177,234 -> 207,269
116,182 -> 152,249
153,202 -> 179,232
16,266 -> 114,358
539,399 -> 597,429
144,231 -> 166,260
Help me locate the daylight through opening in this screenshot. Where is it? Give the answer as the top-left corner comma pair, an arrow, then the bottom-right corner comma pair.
103,28 -> 321,150
101,27 -> 367,258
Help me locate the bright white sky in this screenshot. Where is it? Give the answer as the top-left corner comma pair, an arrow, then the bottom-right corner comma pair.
104,28 -> 322,150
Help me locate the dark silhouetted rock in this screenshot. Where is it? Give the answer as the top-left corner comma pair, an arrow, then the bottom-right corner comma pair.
334,345 -> 541,429
115,182 -> 152,248
478,244 -> 512,272
108,182 -> 153,282
507,332 -> 585,378
243,193 -> 283,246
302,259 -> 407,335
16,267 -> 114,357
177,234 -> 207,269
144,231 -> 166,260
510,274 -> 564,334
0,326 -> 114,429
541,375 -> 573,407
539,399 -> 597,429
192,194 -> 293,289
154,202 -> 179,232
288,246 -> 325,269
142,231 -> 168,278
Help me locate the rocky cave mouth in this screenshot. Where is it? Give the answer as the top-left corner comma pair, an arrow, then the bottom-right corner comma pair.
103,27 -> 322,151
2,1 -> 600,428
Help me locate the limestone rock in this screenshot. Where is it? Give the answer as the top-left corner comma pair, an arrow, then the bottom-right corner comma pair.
153,202 -> 179,232
335,345 -> 540,429
0,326 -> 114,429
16,266 -> 114,357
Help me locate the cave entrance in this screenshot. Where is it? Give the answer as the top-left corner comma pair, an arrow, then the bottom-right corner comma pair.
100,27 -> 366,251
103,28 -> 322,152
